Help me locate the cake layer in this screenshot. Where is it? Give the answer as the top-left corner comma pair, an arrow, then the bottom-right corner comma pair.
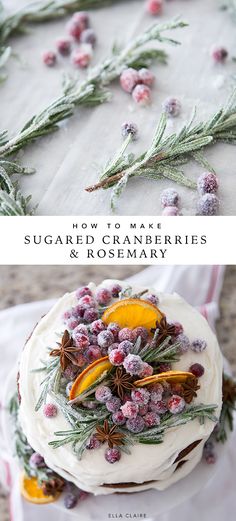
19,280 -> 223,495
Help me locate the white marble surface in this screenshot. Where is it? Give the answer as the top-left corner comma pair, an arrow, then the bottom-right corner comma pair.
1,0 -> 236,215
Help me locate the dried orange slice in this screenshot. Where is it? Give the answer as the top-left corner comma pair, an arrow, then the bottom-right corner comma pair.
102,298 -> 163,330
20,473 -> 60,504
69,356 -> 112,400
134,370 -> 194,387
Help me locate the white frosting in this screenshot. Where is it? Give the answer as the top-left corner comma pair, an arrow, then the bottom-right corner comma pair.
19,280 -> 223,495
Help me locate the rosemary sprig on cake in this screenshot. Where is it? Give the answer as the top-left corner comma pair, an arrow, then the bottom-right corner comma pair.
0,18 -> 186,158
0,159 -> 34,215
86,89 -> 236,210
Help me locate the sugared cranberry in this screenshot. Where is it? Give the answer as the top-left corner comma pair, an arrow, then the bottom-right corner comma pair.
95,386 -> 112,403
211,46 -> 228,63
131,388 -> 150,405
107,322 -> 120,338
43,403 -> 57,418
143,412 -> 160,427
105,447 -> 121,464
109,348 -> 126,366
42,51 -> 56,67
97,330 -> 114,348
56,38 -> 71,56
139,362 -> 153,378
191,339 -> 207,353
106,396 -> 121,413
74,333 -> 89,349
96,287 -> 112,306
138,68 -> 155,86
121,122 -> 138,140
90,319 -> 106,334
118,328 -> 133,342
86,346 -> 102,362
146,0 -> 163,15
29,453 -> 45,468
162,206 -> 179,216
72,45 -> 93,68
196,194 -> 220,216
160,188 -> 180,208
189,363 -> 205,377
80,28 -> 96,47
86,434 -> 101,450
109,283 -> 122,298
83,308 -> 99,323
78,294 -> 95,308
118,340 -> 133,355
167,395 -> 185,414
126,415 -> 145,433
132,84 -> 151,105
162,97 -> 181,117
131,327 -> 149,343
112,410 -> 126,425
197,172 -> 219,195
120,68 -> 139,93
123,354 -> 144,376
76,286 -> 92,299
121,400 -> 139,419
144,294 -> 159,306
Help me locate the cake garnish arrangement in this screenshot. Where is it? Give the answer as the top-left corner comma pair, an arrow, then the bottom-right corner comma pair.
10,281 -> 236,508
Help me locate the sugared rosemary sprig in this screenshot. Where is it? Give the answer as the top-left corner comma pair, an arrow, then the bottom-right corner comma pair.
0,0 -> 131,45
33,357 -> 61,411
0,19 -> 186,158
86,89 -> 236,210
0,159 -> 34,215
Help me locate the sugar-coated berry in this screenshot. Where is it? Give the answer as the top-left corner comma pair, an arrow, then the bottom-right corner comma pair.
171,321 -> 183,336
112,410 -> 126,425
78,294 -> 95,308
131,388 -> 150,405
162,97 -> 181,117
96,287 -> 112,305
162,206 -> 179,216
107,322 -> 120,338
145,293 -> 159,306
74,333 -> 90,349
123,354 -> 144,376
150,384 -> 163,403
56,38 -> 71,56
160,188 -> 179,208
72,45 -> 93,68
108,342 -> 120,354
121,400 -> 139,419
83,308 -> 99,323
72,11 -> 89,30
143,412 -> 160,427
76,286 -> 92,299
95,385 -> 112,403
139,403 -> 149,416
43,403 -> 57,418
106,396 -> 121,412
131,326 -> 149,343
74,352 -> 87,367
132,84 -> 151,106
118,340 -> 133,355
205,452 -> 216,464
29,453 -> 45,468
211,46 -> 228,63
90,319 -> 106,334
67,20 -> 83,40
168,395 -> 185,414
62,309 -> 73,321
149,400 -> 168,414
73,324 -> 89,337
118,328 -> 133,342
66,381 -> 73,396
146,0 -> 163,15
97,330 -> 114,348
86,345 -> 102,362
139,362 -> 153,378
109,348 -> 126,366
197,193 -> 220,216
189,363 -> 205,377
105,447 -> 121,464
110,283 -> 122,298
80,28 -> 96,47
191,339 -> 207,353
86,434 -> 101,450
120,68 -> 139,93
197,172 -> 219,195
88,333 -> 98,345
121,122 -> 138,140
126,415 -> 145,433
176,333 -> 190,353
138,67 -> 155,86
67,317 -> 80,330
64,492 -> 78,509
64,364 -> 79,380
72,304 -> 86,318
42,51 -> 56,67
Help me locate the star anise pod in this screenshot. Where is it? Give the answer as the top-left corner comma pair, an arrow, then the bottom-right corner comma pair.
182,376 -> 200,404
109,367 -> 135,400
151,316 -> 175,344
95,419 -> 125,448
223,375 -> 236,405
50,330 -> 79,371
41,476 -> 65,497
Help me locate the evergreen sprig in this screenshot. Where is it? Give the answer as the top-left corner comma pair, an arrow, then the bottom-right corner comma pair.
0,160 -> 34,215
0,0 -> 130,45
0,18 -> 186,158
214,374 -> 236,443
86,89 -> 236,210
34,357 -> 61,411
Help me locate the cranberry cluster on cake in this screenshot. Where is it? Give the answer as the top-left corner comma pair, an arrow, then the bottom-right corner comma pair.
18,280 -> 223,497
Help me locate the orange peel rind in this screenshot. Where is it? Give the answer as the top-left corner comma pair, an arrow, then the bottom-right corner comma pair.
102,298 -> 163,330
134,370 -> 195,387
69,356 -> 112,400
20,473 -> 60,504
